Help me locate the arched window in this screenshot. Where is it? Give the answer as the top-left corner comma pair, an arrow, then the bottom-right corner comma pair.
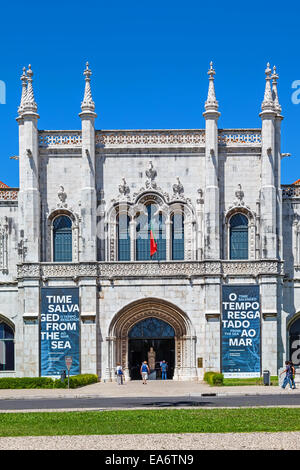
118,214 -> 130,261
171,212 -> 184,260
229,213 -> 248,260
0,321 -> 14,371
53,215 -> 72,262
136,204 -> 166,261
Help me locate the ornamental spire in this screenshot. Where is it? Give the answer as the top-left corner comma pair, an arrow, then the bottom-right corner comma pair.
261,62 -> 275,112
81,62 -> 96,113
204,61 -> 219,112
17,67 -> 27,116
23,65 -> 38,114
271,65 -> 282,114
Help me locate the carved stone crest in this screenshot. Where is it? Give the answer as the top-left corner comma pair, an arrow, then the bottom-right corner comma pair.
118,178 -> 130,197
172,177 -> 184,198
57,186 -> 67,207
145,161 -> 157,189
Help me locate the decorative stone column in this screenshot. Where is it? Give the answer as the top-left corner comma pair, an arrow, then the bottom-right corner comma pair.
130,219 -> 136,261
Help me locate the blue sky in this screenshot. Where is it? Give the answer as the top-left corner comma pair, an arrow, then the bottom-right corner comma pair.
0,0 -> 299,187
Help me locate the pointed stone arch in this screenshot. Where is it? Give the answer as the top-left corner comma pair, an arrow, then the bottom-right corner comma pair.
46,208 -> 79,262
224,206 -> 256,260
106,298 -> 197,381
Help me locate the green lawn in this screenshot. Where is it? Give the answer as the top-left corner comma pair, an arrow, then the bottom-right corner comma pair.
0,408 -> 299,436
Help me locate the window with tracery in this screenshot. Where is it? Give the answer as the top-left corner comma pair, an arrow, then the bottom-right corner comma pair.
136,204 -> 166,261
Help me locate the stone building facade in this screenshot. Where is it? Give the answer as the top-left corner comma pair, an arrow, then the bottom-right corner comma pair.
0,61 -> 299,381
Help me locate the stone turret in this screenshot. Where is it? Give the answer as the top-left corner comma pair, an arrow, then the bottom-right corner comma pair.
16,65 -> 41,377
259,63 -> 277,259
79,62 -> 97,261
17,64 -> 40,263
203,62 -> 220,260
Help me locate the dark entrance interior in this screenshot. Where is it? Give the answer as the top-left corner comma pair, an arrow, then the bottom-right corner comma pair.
289,318 -> 300,366
128,317 -> 175,380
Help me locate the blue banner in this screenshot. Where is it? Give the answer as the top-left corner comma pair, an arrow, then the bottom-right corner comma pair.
40,288 -> 80,376
222,285 -> 261,378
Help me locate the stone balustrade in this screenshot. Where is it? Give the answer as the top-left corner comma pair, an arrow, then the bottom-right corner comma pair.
218,129 -> 262,146
282,185 -> 300,199
95,130 -> 206,148
39,131 -> 82,147
38,129 -> 262,149
0,188 -> 18,201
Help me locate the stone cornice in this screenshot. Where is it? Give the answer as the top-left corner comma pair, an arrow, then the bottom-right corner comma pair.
17,260 -> 283,281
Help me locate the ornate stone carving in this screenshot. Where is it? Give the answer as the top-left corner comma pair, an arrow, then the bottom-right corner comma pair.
196,188 -> 204,205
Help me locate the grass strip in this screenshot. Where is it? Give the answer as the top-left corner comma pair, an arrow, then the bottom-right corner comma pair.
223,377 -> 279,386
0,408 -> 300,437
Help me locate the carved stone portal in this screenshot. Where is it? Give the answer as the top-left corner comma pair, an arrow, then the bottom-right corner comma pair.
106,297 -> 197,382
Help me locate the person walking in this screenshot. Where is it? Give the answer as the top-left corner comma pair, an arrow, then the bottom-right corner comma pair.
116,363 -> 124,385
280,361 -> 293,390
161,360 -> 168,380
140,361 -> 150,384
289,361 -> 296,389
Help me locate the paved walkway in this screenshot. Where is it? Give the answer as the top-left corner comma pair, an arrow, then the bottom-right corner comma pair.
0,379 -> 296,400
0,381 -> 298,450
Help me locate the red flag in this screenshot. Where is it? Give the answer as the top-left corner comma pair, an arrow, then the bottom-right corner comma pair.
150,225 -> 157,257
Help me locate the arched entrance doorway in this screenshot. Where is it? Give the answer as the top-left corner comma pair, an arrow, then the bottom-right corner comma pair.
128,317 -> 175,380
106,298 -> 197,381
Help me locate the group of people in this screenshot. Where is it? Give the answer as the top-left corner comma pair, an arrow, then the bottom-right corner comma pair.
115,360 -> 168,385
280,361 -> 297,389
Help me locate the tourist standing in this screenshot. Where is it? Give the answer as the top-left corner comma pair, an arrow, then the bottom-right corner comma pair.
116,363 -> 124,385
161,360 -> 168,380
289,361 -> 296,389
140,361 -> 150,384
280,361 -> 293,389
